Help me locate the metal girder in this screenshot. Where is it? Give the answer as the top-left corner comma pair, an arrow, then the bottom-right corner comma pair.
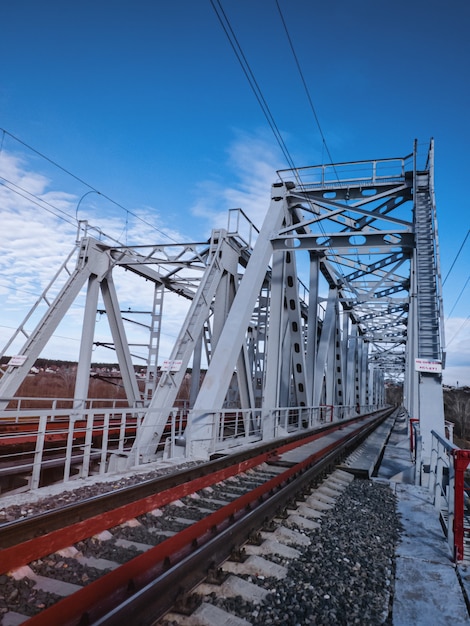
272,231 -> 414,253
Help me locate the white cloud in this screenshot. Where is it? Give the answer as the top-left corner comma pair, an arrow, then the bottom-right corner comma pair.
191,131 -> 284,232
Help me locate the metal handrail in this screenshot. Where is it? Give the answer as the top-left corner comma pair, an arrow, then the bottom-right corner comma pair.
430,429 -> 470,561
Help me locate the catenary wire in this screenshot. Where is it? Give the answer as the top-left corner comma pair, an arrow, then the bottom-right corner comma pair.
0,178 -> 77,227
0,178 -> 126,246
446,314 -> 470,348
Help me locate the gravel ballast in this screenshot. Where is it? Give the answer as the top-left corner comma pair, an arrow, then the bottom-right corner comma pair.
208,478 -> 402,625
0,468 -> 402,624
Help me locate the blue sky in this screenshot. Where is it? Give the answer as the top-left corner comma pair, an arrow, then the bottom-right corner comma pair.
0,0 -> 469,386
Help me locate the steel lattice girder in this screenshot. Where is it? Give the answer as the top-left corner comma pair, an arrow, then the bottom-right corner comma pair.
0,144 -> 446,469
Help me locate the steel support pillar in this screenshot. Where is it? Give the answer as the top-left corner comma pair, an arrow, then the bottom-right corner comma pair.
74,274 -> 100,406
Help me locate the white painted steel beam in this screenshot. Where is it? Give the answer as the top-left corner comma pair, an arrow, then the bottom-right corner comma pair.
186,184 -> 290,456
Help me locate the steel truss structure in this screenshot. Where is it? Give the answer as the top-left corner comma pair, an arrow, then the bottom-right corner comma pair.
0,141 -> 445,471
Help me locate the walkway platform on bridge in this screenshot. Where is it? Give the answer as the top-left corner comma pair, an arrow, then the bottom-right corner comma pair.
376,411 -> 470,625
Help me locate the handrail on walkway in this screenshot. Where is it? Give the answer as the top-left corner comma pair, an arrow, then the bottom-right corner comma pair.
429,429 -> 470,561
0,401 -> 380,496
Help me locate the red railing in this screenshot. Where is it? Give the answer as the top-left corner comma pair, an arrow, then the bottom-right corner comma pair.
453,448 -> 470,560
409,417 -> 419,454
430,430 -> 470,561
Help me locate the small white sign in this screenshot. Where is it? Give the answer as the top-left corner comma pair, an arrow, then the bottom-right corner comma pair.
415,358 -> 442,373
8,355 -> 27,367
161,359 -> 183,372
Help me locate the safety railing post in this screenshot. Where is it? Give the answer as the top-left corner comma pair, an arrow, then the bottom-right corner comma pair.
414,429 -> 422,486
453,450 -> 470,561
429,433 -> 439,506
169,409 -> 176,459
80,411 -> 94,478
99,411 -> 110,474
118,411 -> 127,453
448,454 -> 456,559
64,414 -> 79,483
31,413 -> 48,490
409,418 -> 419,457
434,440 -> 445,512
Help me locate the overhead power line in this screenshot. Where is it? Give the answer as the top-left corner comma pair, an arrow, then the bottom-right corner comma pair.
275,0 -> 336,169
210,0 -> 348,282
0,127 -> 179,244
209,0 -> 297,172
445,274 -> 470,321
442,228 -> 469,286
446,314 -> 470,348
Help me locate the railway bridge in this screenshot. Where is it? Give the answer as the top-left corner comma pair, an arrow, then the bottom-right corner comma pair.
3,140 -> 470,624
0,139 -> 445,486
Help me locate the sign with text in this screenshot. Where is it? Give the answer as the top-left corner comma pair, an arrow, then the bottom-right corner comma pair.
415,358 -> 442,373
8,355 -> 27,367
161,359 -> 183,372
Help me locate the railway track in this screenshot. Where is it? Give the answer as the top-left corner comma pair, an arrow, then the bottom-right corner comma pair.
0,408 -> 395,625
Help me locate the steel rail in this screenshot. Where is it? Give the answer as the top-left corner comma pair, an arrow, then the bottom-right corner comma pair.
0,409 -> 389,554
22,408 -> 394,626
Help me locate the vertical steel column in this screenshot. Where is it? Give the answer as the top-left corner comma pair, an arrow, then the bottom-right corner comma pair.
263,250 -> 286,414
359,340 -> 369,407
74,274 -> 100,407
313,288 -> 338,406
346,324 -> 358,407
306,253 -> 320,405
412,141 -> 445,468
143,283 -> 164,405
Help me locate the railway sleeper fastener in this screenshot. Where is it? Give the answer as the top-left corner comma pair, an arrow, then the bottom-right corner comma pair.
247,530 -> 263,545
262,519 -> 277,532
174,592 -> 202,616
206,566 -> 229,585
230,547 -> 247,562
277,507 -> 289,519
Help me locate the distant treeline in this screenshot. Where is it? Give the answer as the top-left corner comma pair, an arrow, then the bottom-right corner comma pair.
0,356 -> 120,369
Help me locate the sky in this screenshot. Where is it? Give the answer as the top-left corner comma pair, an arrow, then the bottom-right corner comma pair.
0,0 -> 469,387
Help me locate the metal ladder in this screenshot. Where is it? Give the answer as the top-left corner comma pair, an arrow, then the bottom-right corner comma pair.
414,172 -> 441,360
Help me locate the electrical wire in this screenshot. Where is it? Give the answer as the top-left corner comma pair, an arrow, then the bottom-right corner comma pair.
0,178 -> 124,246
0,127 -> 179,244
445,274 -> 470,321
275,0 -> 337,173
446,314 -> 470,348
0,178 -> 77,227
209,0 -> 297,172
442,228 -> 469,286
273,1 -> 353,283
